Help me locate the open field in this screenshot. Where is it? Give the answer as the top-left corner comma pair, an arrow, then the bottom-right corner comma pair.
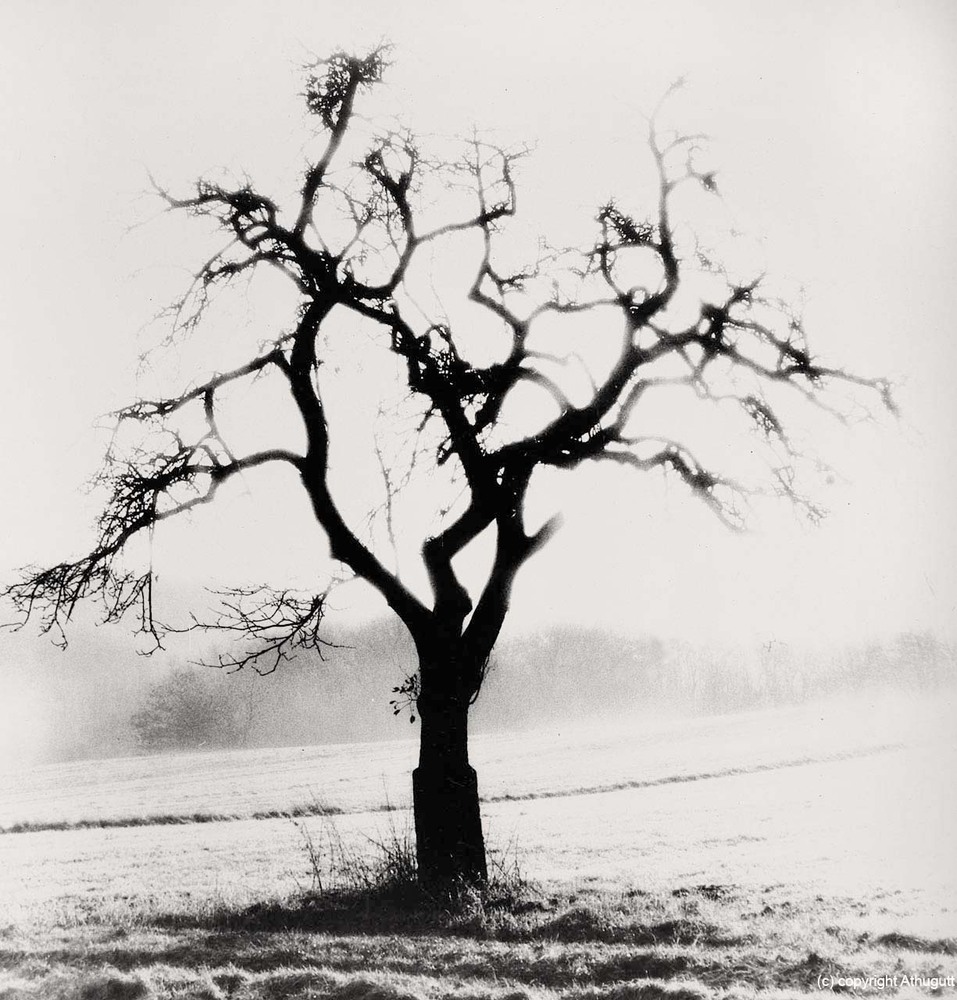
1,692 -> 955,998
0,693 -> 944,831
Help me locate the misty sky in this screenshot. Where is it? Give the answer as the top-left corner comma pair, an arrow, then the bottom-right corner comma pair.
1,0 -> 955,679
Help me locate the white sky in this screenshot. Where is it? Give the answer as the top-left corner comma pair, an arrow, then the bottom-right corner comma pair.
1,0 -> 955,656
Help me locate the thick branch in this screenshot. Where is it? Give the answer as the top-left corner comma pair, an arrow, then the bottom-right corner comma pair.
295,49 -> 388,237
282,301 -> 431,636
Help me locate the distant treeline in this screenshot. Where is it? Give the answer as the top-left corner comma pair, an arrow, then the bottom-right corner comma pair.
125,624 -> 956,755
16,621 -> 955,761
479,627 -> 955,724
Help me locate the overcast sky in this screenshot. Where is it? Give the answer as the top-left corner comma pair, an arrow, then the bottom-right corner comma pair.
1,0 -> 955,670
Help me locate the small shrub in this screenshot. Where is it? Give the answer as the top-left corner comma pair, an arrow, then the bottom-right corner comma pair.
298,812 -> 420,903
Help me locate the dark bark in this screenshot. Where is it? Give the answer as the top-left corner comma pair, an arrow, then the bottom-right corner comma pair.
412,662 -> 487,887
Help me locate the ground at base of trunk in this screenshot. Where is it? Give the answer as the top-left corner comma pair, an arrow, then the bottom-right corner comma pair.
2,883 -> 955,1000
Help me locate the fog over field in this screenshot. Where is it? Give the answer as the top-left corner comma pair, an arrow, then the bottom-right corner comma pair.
2,615 -> 954,767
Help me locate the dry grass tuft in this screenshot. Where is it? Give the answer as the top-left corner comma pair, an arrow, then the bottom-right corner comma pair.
0,969 -> 152,1000
872,932 -> 957,956
168,816 -> 534,942
77,972 -> 152,1000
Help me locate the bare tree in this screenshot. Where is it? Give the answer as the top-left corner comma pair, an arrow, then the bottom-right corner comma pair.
3,50 -> 891,887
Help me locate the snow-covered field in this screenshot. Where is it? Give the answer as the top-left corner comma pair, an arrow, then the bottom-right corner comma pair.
2,691 -> 955,912
1,690 -> 948,826
1,691 -> 955,999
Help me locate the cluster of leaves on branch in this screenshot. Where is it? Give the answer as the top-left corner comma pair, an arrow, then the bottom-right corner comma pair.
3,50 -> 892,678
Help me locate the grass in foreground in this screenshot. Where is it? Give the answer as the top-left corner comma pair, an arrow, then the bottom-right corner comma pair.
2,828 -> 954,1000
2,883 -> 955,999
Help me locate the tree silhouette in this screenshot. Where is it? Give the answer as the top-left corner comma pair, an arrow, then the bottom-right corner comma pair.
3,50 -> 892,887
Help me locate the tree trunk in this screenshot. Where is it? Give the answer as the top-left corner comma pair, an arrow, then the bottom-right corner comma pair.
412,683 -> 487,888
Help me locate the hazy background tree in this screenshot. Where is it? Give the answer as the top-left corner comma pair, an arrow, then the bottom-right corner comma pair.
4,50 -> 893,886
131,666 -> 244,752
